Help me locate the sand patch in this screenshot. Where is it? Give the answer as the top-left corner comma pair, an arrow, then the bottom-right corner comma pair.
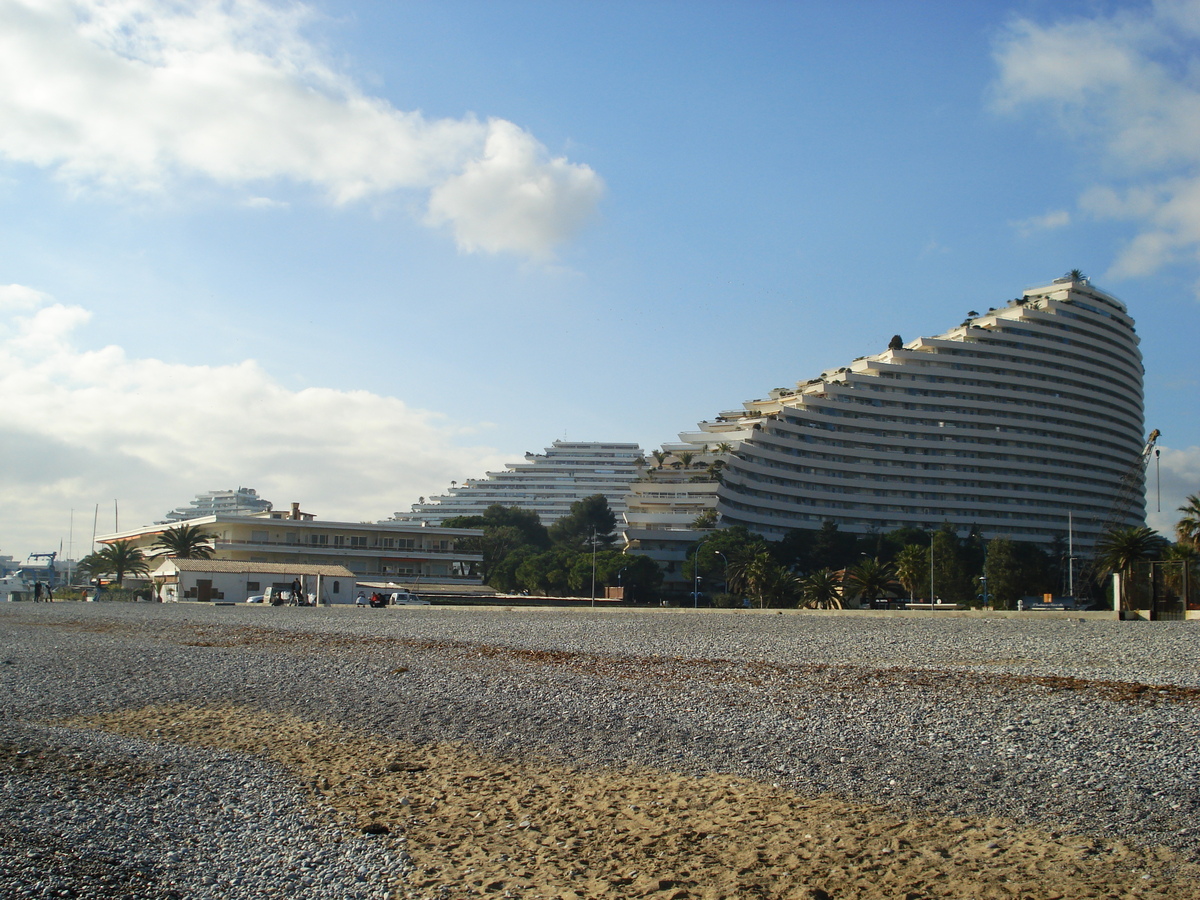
61,704 -> 1195,900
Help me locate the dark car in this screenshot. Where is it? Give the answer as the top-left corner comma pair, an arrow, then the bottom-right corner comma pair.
369,593 -> 388,608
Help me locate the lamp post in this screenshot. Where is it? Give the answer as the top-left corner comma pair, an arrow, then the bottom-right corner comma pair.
590,528 -> 597,608
692,535 -> 707,609
714,550 -> 728,597
929,531 -> 936,607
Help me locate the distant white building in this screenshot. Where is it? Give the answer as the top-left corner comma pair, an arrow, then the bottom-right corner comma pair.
161,488 -> 272,523
396,441 -> 646,527
99,503 -> 484,594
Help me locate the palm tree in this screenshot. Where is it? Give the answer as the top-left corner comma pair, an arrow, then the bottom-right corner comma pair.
894,544 -> 929,601
1175,494 -> 1200,549
726,550 -> 800,608
845,558 -> 898,606
1162,543 -> 1198,605
1095,526 -> 1169,610
89,540 -> 149,586
651,449 -> 667,469
677,451 -> 695,469
152,524 -> 215,559
799,568 -> 844,609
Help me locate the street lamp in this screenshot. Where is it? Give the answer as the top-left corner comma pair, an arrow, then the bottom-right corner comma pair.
714,550 -> 728,593
929,531 -> 936,608
590,528 -> 597,607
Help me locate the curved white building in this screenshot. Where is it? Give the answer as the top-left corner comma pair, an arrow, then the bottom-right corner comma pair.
631,277 -> 1147,556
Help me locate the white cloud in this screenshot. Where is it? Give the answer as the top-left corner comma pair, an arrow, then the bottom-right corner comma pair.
426,120 -> 605,260
0,0 -> 602,259
242,196 -> 289,210
992,1 -> 1200,284
1011,209 -> 1070,237
0,284 -> 506,557
0,283 -> 53,311
1145,444 -> 1200,538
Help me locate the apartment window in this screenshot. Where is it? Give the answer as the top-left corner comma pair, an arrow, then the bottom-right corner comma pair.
251,530 -> 269,543
333,535 -> 346,547
246,581 -> 260,592
310,534 -> 328,545
349,536 -> 368,548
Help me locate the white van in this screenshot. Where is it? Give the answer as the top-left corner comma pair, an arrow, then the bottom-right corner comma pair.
389,591 -> 430,605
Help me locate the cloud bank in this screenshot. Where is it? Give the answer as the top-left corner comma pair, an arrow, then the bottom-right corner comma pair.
0,284 -> 505,556
993,0 -> 1200,286
0,0 -> 603,259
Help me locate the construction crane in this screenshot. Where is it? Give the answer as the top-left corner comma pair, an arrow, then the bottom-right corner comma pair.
25,551 -> 58,588
1075,429 -> 1160,599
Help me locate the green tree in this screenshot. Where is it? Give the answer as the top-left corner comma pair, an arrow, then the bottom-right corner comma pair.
726,549 -> 800,608
87,541 -> 149,586
444,504 -> 551,588
844,558 -> 897,606
1175,494 -> 1200,549
1095,526 -> 1169,609
548,495 -> 617,550
799,568 -> 844,609
444,504 -> 550,549
931,526 -> 972,604
811,521 -> 858,572
457,525 -> 528,584
487,545 -> 537,593
515,549 -> 578,595
982,538 -> 1022,609
685,527 -> 768,588
151,524 -> 215,559
772,528 -> 815,574
894,544 -> 929,600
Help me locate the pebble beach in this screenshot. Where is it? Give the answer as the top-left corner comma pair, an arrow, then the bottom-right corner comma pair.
2,601 -> 1199,899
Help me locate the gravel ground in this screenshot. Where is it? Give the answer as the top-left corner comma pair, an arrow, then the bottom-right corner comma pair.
2,602 -> 1199,897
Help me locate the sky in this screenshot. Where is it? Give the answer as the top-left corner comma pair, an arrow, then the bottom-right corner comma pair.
3,0 -> 1200,560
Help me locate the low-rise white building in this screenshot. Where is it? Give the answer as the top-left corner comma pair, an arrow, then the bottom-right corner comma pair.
99,503 -> 485,593
150,559 -> 355,604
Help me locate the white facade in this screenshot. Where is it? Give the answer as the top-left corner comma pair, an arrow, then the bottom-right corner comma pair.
99,510 -> 484,587
150,559 -> 356,604
630,278 -> 1147,557
161,488 -> 273,523
397,441 -> 646,526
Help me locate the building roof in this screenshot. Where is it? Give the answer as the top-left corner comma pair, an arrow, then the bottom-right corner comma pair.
151,559 -> 355,577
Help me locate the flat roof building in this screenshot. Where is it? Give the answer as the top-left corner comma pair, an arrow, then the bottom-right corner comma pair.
98,506 -> 484,593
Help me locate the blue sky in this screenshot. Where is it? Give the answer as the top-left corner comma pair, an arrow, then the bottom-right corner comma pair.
3,0 -> 1200,558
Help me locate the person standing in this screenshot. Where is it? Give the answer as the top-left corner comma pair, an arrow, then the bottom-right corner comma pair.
33,582 -> 43,602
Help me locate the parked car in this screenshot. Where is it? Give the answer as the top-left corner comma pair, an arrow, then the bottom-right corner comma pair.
245,594 -> 265,604
390,591 -> 430,605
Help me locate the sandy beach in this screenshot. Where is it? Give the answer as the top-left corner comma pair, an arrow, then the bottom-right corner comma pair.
3,603 -> 1199,898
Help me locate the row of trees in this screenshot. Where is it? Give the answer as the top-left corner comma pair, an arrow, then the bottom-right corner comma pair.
77,524 -> 214,585
686,504 -> 1200,610
444,497 -> 663,601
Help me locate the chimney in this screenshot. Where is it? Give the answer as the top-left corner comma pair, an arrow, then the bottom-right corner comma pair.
290,502 -> 301,520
